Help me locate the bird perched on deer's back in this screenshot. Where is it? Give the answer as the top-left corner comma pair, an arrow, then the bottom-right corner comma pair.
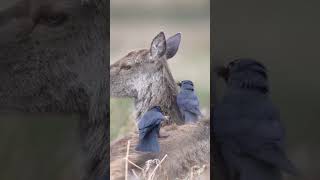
135,106 -> 164,153
177,80 -> 202,123
213,58 -> 298,180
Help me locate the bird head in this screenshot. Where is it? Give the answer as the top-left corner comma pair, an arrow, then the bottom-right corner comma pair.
150,105 -> 162,112
177,80 -> 194,91
216,58 -> 269,93
214,65 -> 230,81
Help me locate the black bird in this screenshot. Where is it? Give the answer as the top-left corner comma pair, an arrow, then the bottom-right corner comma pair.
177,80 -> 202,123
136,106 -> 164,153
213,58 -> 298,180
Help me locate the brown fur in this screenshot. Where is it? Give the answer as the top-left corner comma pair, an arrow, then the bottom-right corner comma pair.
110,118 -> 210,180
110,34 -> 183,124
0,1 -> 108,179
110,33 -> 210,179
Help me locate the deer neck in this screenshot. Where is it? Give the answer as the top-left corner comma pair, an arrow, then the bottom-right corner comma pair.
134,64 -> 183,124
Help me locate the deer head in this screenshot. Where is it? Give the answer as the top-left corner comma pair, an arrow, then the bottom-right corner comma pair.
110,32 -> 183,122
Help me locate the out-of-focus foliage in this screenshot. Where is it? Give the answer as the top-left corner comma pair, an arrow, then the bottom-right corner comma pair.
0,114 -> 81,180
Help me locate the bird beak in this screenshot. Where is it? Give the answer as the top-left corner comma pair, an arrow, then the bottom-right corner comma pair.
214,65 -> 229,80
177,81 -> 182,86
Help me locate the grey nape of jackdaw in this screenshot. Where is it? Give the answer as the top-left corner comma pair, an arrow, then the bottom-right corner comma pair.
213,58 -> 298,180
135,106 -> 164,153
177,80 -> 202,123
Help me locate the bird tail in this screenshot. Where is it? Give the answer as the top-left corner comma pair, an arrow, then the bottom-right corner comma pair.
135,130 -> 160,153
184,112 -> 199,123
281,159 -> 299,176
250,147 -> 299,176
239,157 -> 284,180
220,144 -> 284,180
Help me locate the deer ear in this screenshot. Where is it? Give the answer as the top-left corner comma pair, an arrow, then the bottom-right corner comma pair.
150,32 -> 167,59
166,33 -> 181,59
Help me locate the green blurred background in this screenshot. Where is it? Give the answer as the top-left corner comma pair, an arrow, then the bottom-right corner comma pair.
110,0 -> 210,141
0,114 -> 82,180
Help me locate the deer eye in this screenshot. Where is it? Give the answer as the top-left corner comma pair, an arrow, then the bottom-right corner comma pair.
47,14 -> 67,25
120,64 -> 132,70
41,14 -> 68,26
35,10 -> 68,27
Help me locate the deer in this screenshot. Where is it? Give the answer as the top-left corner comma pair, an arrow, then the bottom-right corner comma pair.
110,32 -> 183,125
0,0 -> 108,180
110,32 -> 210,179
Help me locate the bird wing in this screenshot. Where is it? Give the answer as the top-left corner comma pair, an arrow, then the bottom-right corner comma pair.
177,92 -> 202,115
239,111 -> 298,175
214,93 -> 298,175
213,93 -> 281,137
247,144 -> 299,175
138,110 -> 163,139
135,128 -> 160,153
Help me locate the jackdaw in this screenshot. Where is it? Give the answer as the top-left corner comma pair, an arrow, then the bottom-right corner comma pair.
135,106 -> 164,153
213,58 -> 298,180
177,80 -> 202,123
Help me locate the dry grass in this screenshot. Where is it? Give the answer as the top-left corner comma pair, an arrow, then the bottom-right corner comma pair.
120,140 -> 208,180
176,165 -> 208,180
123,140 -> 168,180
110,118 -> 210,180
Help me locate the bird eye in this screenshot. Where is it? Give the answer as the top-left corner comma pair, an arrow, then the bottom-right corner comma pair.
229,60 -> 237,67
228,59 -> 241,69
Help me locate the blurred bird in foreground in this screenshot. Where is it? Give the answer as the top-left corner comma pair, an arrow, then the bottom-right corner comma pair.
177,80 -> 202,123
213,58 -> 298,180
135,106 -> 165,153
